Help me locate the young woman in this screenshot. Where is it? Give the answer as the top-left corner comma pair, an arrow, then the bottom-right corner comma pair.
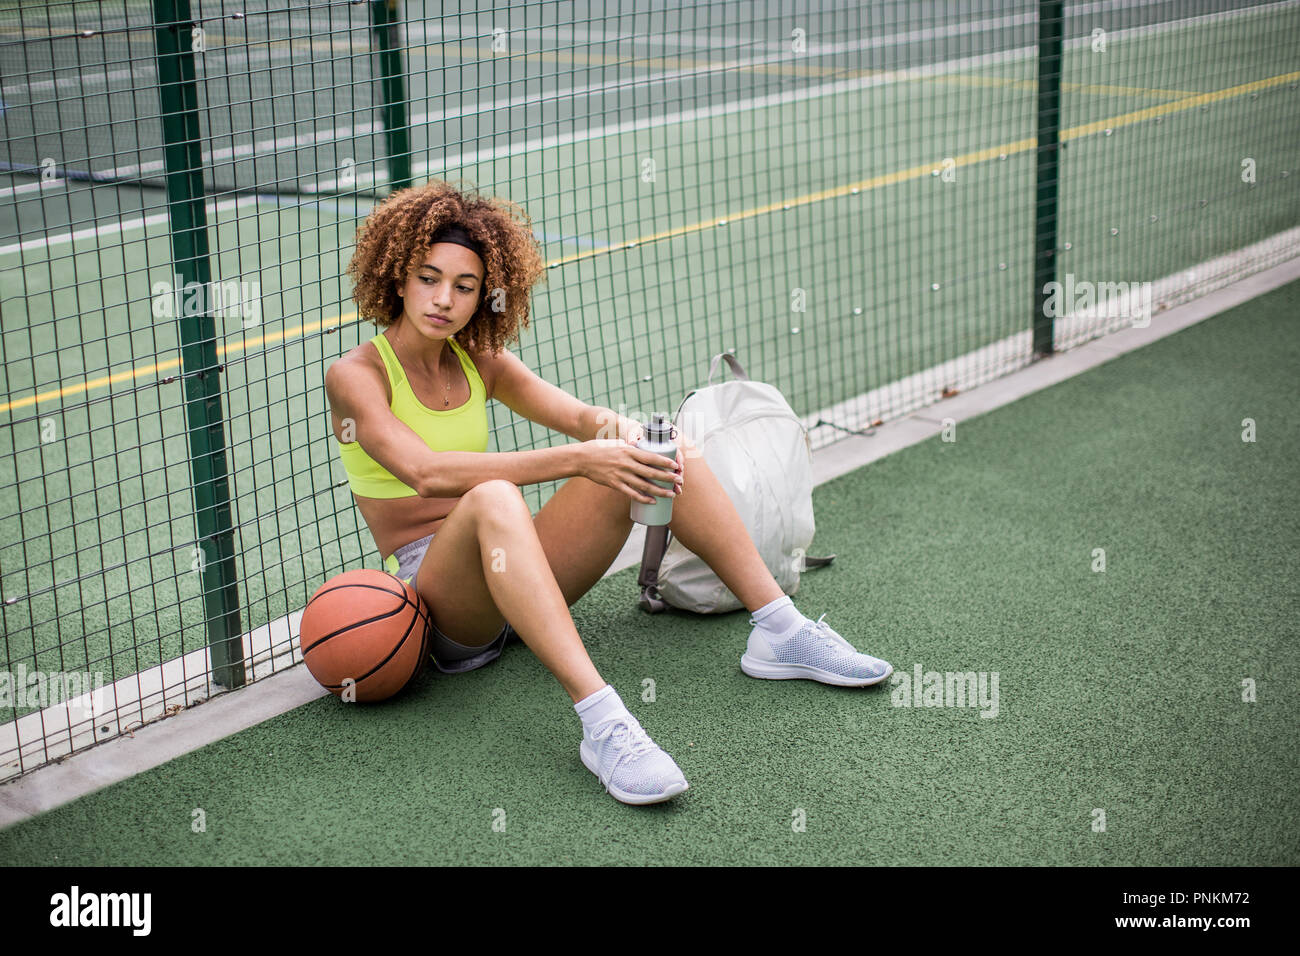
326,180 -> 892,805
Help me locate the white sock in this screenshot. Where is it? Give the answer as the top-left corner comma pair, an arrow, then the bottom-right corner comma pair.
574,684 -> 626,735
750,594 -> 805,642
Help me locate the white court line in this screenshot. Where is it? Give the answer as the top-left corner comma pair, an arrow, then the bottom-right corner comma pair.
5,25 -> 917,194
400,0 -> 1177,55
2,231 -> 1296,816
0,0 -> 1285,98
3,66 -> 141,96
401,19 -> 762,51
0,10 -> 369,38
1,2 -> 1028,90
298,0 -> 1300,194
9,0 -> 1291,247
9,0 -> 1288,201
8,1 -> 1293,198
0,196 -> 260,257
1,28 -> 371,97
0,0 -> 1160,58
786,0 -> 1212,56
0,177 -> 63,199
0,191 -> 601,259
13,28 -> 821,198
5,49 -> 297,98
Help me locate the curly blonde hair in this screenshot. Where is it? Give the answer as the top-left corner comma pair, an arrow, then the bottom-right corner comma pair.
346,179 -> 546,355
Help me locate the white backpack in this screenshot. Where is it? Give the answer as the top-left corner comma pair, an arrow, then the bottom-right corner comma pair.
636,351 -> 834,614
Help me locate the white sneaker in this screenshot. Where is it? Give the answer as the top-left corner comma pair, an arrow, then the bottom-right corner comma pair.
741,612 -> 893,687
580,711 -> 689,805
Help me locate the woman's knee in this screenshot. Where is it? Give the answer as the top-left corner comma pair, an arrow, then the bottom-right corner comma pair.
463,479 -> 530,521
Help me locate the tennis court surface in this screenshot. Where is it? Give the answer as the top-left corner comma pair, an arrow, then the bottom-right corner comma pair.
1,275 -> 1295,866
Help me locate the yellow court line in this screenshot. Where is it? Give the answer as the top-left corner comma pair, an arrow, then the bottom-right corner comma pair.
549,67 -> 1299,268
2,68 -> 1295,416
217,310 -> 357,359
938,73 -> 1197,98
1064,81 -> 1201,99
1062,69 -> 1300,140
544,133 -> 1025,270
0,358 -> 183,416
0,311 -> 358,414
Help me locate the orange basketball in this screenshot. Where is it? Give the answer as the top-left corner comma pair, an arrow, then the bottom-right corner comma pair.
299,569 -> 430,702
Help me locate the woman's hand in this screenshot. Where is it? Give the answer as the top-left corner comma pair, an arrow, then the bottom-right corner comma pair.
580,438 -> 683,505
616,415 -> 686,496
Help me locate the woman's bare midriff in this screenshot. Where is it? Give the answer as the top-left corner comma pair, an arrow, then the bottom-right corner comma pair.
355,492 -> 464,560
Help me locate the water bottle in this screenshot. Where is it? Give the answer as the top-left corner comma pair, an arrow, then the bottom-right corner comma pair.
629,413 -> 677,527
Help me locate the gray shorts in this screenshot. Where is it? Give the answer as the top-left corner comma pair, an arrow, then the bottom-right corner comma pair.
385,532 -> 516,675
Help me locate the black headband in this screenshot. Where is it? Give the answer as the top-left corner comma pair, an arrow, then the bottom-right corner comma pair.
429,221 -> 485,262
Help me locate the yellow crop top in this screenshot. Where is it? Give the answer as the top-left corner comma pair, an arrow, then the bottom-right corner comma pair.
336,333 -> 489,498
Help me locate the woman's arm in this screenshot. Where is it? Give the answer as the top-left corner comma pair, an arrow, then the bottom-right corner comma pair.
573,405 -> 643,444
325,357 -> 583,498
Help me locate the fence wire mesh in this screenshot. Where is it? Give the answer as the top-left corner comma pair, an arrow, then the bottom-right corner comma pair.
1,0 -> 1297,779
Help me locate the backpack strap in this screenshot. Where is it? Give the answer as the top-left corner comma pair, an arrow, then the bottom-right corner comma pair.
706,351 -> 749,385
637,524 -> 673,613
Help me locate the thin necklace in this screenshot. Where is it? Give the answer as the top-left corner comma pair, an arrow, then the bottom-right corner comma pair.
393,330 -> 457,406
433,342 -> 455,406
440,350 -> 453,406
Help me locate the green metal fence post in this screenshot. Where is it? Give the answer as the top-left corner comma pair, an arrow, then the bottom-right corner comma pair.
371,0 -> 413,192
1033,0 -> 1064,358
152,0 -> 245,689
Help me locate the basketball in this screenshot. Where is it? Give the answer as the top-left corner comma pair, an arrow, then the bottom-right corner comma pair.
299,569 -> 430,702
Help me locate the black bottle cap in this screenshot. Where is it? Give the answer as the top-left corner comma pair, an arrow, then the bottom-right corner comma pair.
646,412 -> 674,441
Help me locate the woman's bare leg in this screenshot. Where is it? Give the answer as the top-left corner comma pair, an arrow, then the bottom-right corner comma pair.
413,480 -> 605,703
663,453 -> 786,612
